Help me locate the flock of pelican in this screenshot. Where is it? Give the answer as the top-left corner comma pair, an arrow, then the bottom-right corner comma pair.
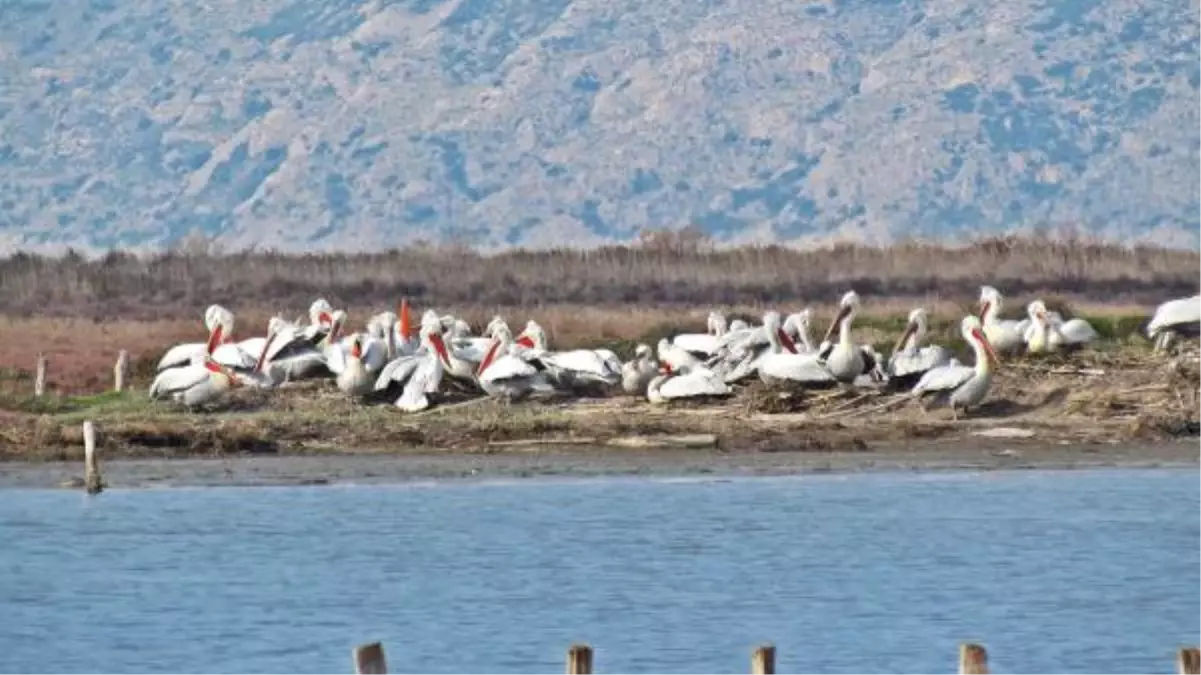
148,288 -> 1201,418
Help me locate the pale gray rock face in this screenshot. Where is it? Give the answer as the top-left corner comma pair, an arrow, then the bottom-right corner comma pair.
0,0 -> 1196,253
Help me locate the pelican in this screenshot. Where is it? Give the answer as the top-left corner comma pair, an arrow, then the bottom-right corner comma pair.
156,304 -> 256,372
621,344 -> 659,395
757,311 -> 836,386
373,322 -> 449,412
978,286 -> 1031,354
887,308 -> 952,389
327,332 -> 388,397
1146,295 -> 1201,352
820,291 -> 867,384
658,337 -> 704,372
782,309 -> 817,353
669,311 -> 728,358
1024,300 -> 1097,353
710,311 -> 802,383
149,358 -> 239,408
475,326 -> 558,402
912,315 -> 1000,419
647,364 -> 732,403
516,320 -> 622,388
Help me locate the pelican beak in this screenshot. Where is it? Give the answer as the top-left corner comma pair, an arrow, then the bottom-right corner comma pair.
476,337 -> 501,376
254,329 -> 276,373
892,321 -> 916,355
972,328 -> 1000,367
659,361 -> 673,374
399,298 -> 412,341
429,332 -> 451,365
821,305 -> 851,345
978,300 -> 990,321
317,311 -> 332,327
350,338 -> 363,360
205,324 -> 224,356
777,328 -> 798,354
515,332 -> 535,349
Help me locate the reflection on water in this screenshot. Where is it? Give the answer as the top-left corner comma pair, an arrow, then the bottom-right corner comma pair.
1,469 -> 1197,673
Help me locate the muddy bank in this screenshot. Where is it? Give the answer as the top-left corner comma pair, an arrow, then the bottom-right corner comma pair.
1,439 -> 1197,490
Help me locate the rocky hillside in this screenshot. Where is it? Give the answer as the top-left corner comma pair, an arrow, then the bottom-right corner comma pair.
0,0 -> 1197,253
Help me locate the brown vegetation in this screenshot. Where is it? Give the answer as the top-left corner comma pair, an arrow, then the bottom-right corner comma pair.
0,235 -> 1196,320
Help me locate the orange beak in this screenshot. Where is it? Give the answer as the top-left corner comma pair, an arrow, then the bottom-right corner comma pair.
350,339 -> 363,359
254,332 -> 276,373
515,334 -> 535,349
205,324 -> 224,355
429,332 -> 450,365
317,311 -> 332,326
822,305 -> 851,345
659,361 -> 674,374
971,328 -> 1000,366
892,321 -> 917,356
399,298 -> 412,341
477,337 -> 502,376
777,328 -> 798,354
978,301 -> 990,321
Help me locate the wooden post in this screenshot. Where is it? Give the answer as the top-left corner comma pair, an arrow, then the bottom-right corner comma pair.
353,641 -> 387,674
114,350 -> 129,392
566,643 -> 593,675
83,421 -> 103,495
751,644 -> 776,674
959,643 -> 989,674
34,354 -> 47,397
1179,647 -> 1201,675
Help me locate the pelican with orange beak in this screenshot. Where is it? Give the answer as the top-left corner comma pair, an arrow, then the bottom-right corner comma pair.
886,308 -> 952,389
329,332 -> 388,397
820,291 -> 867,384
373,321 -> 450,412
911,315 -> 1000,419
149,327 -> 241,409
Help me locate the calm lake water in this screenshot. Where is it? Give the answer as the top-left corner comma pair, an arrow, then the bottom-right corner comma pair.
1,469 -> 1197,674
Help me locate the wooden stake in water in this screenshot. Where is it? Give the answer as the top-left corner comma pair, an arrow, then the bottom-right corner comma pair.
114,350 -> 129,393
752,644 -> 776,675
34,353 -> 47,397
83,421 -> 103,495
959,643 -> 989,674
566,644 -> 593,675
353,642 -> 387,674
1179,647 -> 1201,675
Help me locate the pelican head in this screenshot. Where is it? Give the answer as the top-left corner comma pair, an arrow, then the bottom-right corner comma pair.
327,310 -> 348,344
348,334 -> 364,360
961,315 -> 999,367
1027,299 -> 1049,324
707,311 -> 728,336
762,311 -> 798,354
421,321 -> 451,364
634,343 -> 652,359
822,291 -> 861,344
485,315 -> 507,338
893,307 -> 929,355
979,286 -> 1003,321
309,298 -> 334,327
516,320 -> 545,349
204,307 -> 235,354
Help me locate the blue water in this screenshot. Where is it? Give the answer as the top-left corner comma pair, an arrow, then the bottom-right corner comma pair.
1,469 -> 1197,674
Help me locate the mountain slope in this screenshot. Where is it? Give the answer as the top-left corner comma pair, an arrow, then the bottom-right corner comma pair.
0,0 -> 1197,252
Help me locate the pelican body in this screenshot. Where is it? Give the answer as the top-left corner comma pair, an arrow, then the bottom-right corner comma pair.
1147,295 -> 1201,352
887,308 -> 952,389
647,365 -> 732,403
912,315 -> 1000,419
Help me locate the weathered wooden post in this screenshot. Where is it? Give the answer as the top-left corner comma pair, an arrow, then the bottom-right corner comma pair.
352,641 -> 387,674
114,350 -> 129,393
1179,647 -> 1201,675
34,353 -> 47,397
751,644 -> 776,674
566,643 -> 593,675
83,421 -> 103,495
959,643 -> 989,674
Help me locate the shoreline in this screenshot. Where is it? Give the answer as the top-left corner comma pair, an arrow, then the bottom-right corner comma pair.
3,440 -> 1197,490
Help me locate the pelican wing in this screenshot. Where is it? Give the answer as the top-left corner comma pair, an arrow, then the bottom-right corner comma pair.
157,343 -> 204,371
374,355 -> 423,391
480,354 -> 539,382
1058,318 -> 1098,344
211,344 -> 256,370
451,338 -> 492,363
672,333 -> 719,356
759,353 -> 834,383
361,338 -> 389,372
1148,295 -> 1201,337
912,363 -> 974,394
396,355 -> 445,412
149,364 -> 209,399
661,370 -> 731,398
324,344 -> 348,375
889,345 -> 952,378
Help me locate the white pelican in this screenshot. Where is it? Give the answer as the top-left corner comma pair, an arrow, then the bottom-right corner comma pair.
757,311 -> 836,386
782,309 -> 817,353
647,364 -> 732,403
156,305 -> 257,372
669,311 -> 728,358
149,358 -> 239,408
327,332 -> 388,397
709,311 -> 803,383
887,308 -> 952,388
1147,294 -> 1201,352
978,286 -> 1032,354
820,291 -> 867,384
475,326 -> 558,402
621,344 -> 659,395
516,320 -> 622,388
658,337 -> 704,372
373,322 -> 449,412
912,315 -> 999,419
1024,300 -> 1098,353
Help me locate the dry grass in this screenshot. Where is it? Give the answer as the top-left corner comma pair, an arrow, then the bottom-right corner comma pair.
0,235 -> 1196,320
